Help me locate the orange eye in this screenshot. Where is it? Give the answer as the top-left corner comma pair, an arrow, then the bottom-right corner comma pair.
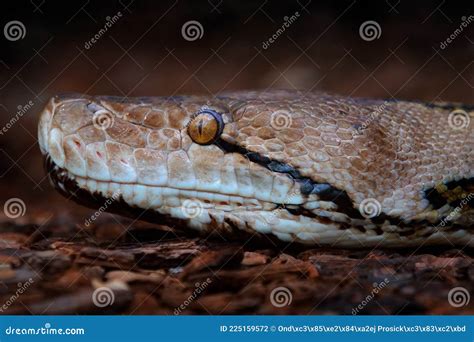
187,110 -> 224,145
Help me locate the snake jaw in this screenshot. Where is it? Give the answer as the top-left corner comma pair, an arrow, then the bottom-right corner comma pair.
43,151 -> 315,242
39,96 -> 309,220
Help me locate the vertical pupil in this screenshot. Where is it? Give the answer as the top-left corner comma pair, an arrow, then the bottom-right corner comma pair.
198,118 -> 204,136
188,111 -> 223,144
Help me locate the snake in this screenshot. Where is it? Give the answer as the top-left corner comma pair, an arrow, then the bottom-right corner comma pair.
38,90 -> 474,247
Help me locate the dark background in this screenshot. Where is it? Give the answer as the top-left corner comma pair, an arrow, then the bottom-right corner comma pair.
1,0 -> 473,197
0,1 -> 472,315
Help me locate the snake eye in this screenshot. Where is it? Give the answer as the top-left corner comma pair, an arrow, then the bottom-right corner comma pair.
187,109 -> 224,145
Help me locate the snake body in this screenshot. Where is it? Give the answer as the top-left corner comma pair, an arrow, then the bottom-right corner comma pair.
38,90 -> 474,247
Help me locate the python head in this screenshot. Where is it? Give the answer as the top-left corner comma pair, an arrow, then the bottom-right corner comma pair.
38,91 -> 473,247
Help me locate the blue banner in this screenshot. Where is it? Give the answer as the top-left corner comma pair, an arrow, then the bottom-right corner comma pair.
0,316 -> 472,342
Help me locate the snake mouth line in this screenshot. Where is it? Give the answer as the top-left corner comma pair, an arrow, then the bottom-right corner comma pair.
44,154 -> 195,228
44,154 -> 282,213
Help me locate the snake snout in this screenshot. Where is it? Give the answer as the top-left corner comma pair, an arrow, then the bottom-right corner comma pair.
38,98 -> 54,155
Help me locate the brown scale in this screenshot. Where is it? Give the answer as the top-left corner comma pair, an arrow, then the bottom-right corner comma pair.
40,91 -> 473,243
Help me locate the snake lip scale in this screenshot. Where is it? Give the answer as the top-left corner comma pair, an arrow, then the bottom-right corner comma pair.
38,90 -> 473,247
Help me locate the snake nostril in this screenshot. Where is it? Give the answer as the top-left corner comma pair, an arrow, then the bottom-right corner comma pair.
87,102 -> 104,113
96,151 -> 102,158
120,158 -> 128,165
